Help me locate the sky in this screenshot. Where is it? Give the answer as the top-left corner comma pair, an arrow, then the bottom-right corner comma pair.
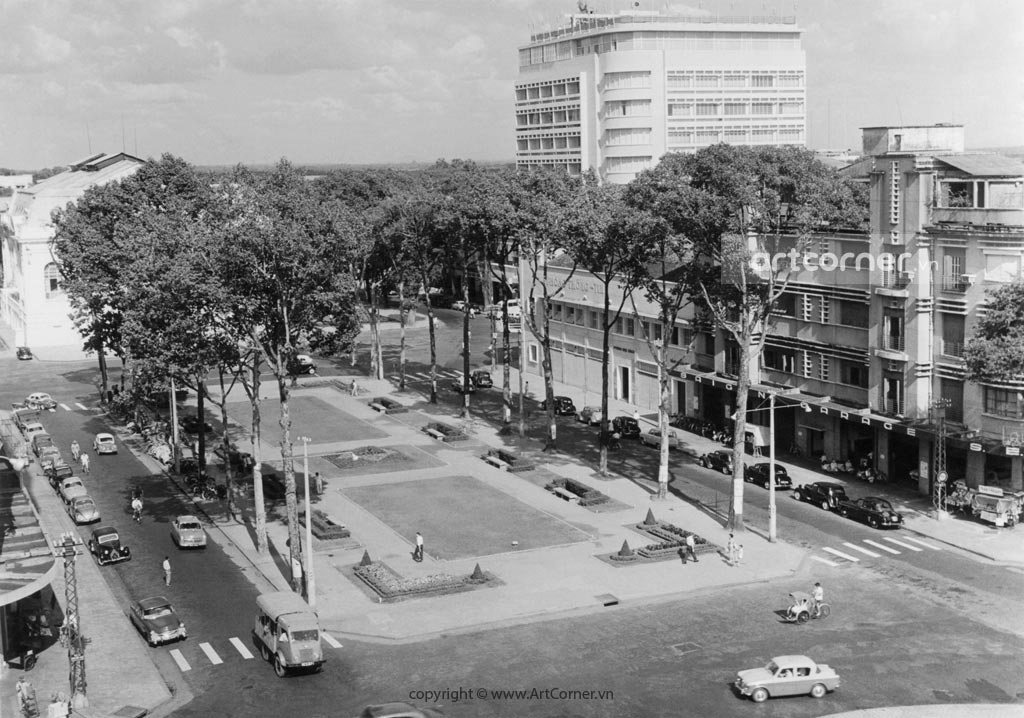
1,0 -> 1022,170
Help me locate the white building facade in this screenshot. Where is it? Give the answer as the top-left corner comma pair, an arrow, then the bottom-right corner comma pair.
0,152 -> 143,348
515,11 -> 806,183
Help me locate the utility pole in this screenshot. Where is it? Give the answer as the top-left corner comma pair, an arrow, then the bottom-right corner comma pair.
53,532 -> 87,710
932,398 -> 952,516
768,392 -> 777,542
298,436 -> 315,608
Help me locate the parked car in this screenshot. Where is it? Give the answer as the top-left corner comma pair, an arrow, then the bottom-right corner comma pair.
22,422 -> 47,443
181,416 -> 213,435
451,300 -> 479,316
449,379 -> 476,394
12,403 -> 41,429
795,481 -> 849,511
470,370 -> 493,389
641,428 -> 680,449
611,416 -> 641,439
735,654 -> 840,702
576,406 -> 603,425
16,346 -> 34,360
838,496 -> 904,529
93,433 -> 118,455
26,392 -> 58,410
88,526 -> 131,565
45,461 -> 75,487
287,354 -> 317,376
541,396 -> 576,416
38,446 -> 63,471
31,433 -> 55,456
129,596 -> 187,646
59,477 -> 88,504
700,449 -> 734,473
355,702 -> 447,718
744,463 -> 793,489
67,496 -> 101,525
171,515 -> 208,548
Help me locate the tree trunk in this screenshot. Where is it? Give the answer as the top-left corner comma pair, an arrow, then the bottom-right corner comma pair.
539,295 -> 557,452
97,341 -> 108,403
461,264 -> 472,419
598,287 -> 612,476
218,369 -> 235,519
372,284 -> 384,380
398,283 -> 408,391
424,276 -> 438,403
196,372 -> 207,483
657,340 -> 670,500
728,331 -> 752,533
249,354 -> 268,554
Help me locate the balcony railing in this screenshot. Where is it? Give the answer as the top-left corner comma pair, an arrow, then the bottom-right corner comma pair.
882,334 -> 906,352
882,398 -> 905,416
941,340 -> 965,358
941,275 -> 969,293
881,271 -> 912,289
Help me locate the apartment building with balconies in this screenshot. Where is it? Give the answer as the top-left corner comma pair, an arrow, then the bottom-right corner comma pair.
515,10 -> 806,184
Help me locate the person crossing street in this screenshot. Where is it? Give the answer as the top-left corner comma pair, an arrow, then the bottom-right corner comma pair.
79,452 -> 90,474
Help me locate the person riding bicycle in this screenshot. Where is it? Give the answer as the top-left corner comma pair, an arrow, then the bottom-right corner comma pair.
811,582 -> 824,616
70,440 -> 80,461
131,496 -> 143,522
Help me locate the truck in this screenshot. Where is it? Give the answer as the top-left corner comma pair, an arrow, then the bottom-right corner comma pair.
253,591 -> 325,677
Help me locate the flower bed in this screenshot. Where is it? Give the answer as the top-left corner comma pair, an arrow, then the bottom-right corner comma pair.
545,477 -> 608,507
371,397 -> 408,414
633,521 -> 718,558
326,446 -> 411,470
353,561 -> 487,600
483,449 -> 535,473
423,421 -> 468,442
300,509 -> 351,541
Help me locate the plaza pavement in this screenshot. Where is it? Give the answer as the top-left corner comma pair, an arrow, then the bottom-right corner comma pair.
4,341 -> 1023,717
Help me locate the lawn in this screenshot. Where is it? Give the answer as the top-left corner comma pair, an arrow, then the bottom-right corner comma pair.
227,394 -> 386,444
342,475 -> 592,560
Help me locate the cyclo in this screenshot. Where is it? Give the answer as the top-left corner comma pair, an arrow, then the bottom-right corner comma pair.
784,591 -> 830,623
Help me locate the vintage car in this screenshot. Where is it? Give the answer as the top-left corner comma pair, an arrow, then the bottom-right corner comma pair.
22,422 -> 47,442
93,433 -> 118,455
795,481 -> 849,511
38,446 -> 63,471
129,596 -> 187,646
838,496 -> 904,529
744,463 -> 793,489
88,526 -> 131,565
11,403 -> 41,429
45,461 -> 75,487
735,654 -> 840,702
641,427 -> 680,449
287,354 -> 317,376
16,346 -> 34,360
449,379 -> 476,394
171,515 -> 208,548
67,496 -> 101,525
700,449 -> 734,473
470,370 -> 493,389
576,406 -> 604,425
59,477 -> 88,504
31,433 -> 54,456
611,416 -> 641,439
540,396 -> 576,416
25,392 -> 58,411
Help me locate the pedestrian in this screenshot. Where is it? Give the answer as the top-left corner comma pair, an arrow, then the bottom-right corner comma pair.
106,389 -> 114,404
633,408 -> 640,423
16,675 -> 30,705
162,556 -> 171,586
350,378 -> 358,396
726,533 -> 738,566
736,544 -> 744,566
314,472 -> 324,496
70,440 -> 80,462
414,531 -> 424,561
79,452 -> 90,474
525,381 -> 530,397
685,532 -> 699,563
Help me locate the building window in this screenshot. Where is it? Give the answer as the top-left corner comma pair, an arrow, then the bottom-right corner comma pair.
723,103 -> 747,116
940,379 -> 964,423
751,103 -> 773,115
528,343 -> 539,364
983,387 -> 1022,418
603,71 -> 651,89
564,306 -> 575,324
615,317 -> 635,337
839,360 -> 869,388
667,103 -> 692,117
941,314 -> 965,357
589,310 -> 599,329
695,103 -> 718,116
751,75 -> 774,88
44,263 -> 62,297
605,128 -> 652,146
764,347 -> 796,373
838,300 -> 869,328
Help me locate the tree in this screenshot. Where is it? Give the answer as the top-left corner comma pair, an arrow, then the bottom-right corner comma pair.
629,144 -> 866,531
964,283 -> 1024,384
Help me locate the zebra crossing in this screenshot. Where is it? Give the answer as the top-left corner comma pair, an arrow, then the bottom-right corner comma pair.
165,631 -> 344,672
811,534 -> 941,567
391,370 -> 464,383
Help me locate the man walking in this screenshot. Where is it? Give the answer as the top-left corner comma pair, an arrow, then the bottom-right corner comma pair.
726,533 -> 738,566
684,533 -> 699,563
162,556 -> 171,586
414,531 -> 424,562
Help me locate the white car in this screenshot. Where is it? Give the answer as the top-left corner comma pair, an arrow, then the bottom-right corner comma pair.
93,433 -> 118,455
639,427 -> 680,449
171,515 -> 207,549
67,496 -> 101,525
26,392 -> 57,410
22,422 -> 47,441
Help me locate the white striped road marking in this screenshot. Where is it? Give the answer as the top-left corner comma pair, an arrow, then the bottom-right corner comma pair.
199,642 -> 223,665
842,542 -> 881,558
810,555 -> 841,567
75,403 -> 89,411
864,539 -> 901,555
169,649 -> 191,672
412,373 -> 432,381
884,537 -> 923,552
60,403 -> 72,411
901,536 -> 942,551
822,547 -> 860,562
321,632 -> 342,649
229,637 -> 254,659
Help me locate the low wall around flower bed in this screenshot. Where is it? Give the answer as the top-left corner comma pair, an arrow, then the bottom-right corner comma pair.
353,561 -> 493,601
546,477 -> 609,507
633,521 -> 718,559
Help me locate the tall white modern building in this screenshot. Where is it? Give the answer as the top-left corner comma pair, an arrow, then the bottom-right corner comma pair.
515,10 -> 806,183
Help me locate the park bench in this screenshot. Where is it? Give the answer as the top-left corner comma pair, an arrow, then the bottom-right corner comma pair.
423,427 -> 446,441
482,454 -> 510,470
550,486 -> 579,504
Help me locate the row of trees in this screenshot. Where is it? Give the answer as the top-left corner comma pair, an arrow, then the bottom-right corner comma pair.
51,145 -> 868,568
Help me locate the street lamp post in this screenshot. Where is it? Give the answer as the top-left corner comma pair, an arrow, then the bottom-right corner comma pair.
297,435 -> 316,608
768,393 -> 777,543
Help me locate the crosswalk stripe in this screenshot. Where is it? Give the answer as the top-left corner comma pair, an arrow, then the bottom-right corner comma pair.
412,373 -> 432,381
864,539 -> 901,555
200,642 -> 223,665
810,555 -> 841,567
169,649 -> 191,671
823,547 -> 860,562
229,636 -> 254,659
901,536 -> 942,551
321,632 -> 342,649
59,403 -> 72,411
884,537 -> 923,552
842,542 -> 881,558
74,403 -> 89,411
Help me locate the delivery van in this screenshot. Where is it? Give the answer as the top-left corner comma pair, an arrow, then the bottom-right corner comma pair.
253,591 -> 325,677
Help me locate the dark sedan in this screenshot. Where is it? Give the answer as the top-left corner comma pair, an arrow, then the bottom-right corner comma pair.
88,526 -> 131,565
700,450 -> 734,474
795,481 -> 849,511
16,346 -> 33,360
744,463 -> 793,489
129,596 -> 187,646
470,370 -> 493,388
541,396 -> 576,416
611,416 -> 641,439
838,496 -> 904,529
